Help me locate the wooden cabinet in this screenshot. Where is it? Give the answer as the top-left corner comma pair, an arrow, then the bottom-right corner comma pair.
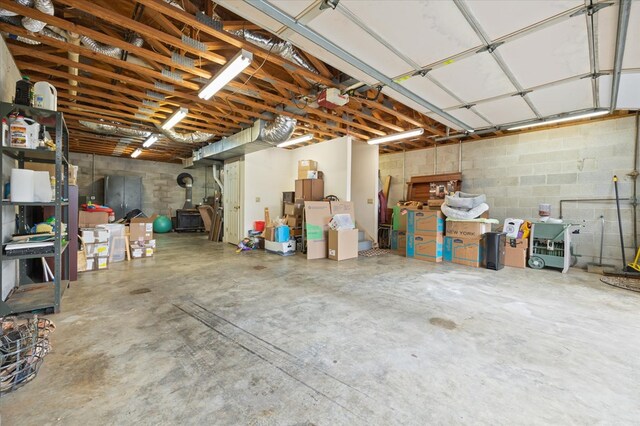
406,173 -> 462,203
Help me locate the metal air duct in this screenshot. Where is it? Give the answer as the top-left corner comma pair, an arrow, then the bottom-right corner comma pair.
0,0 -> 32,16
259,114 -> 296,144
228,28 -> 318,75
21,0 -> 52,33
79,34 -> 144,58
192,115 -> 297,162
156,125 -> 217,144
79,120 -> 152,138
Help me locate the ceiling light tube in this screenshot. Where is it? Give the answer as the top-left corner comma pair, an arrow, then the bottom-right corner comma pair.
277,134 -> 314,148
506,110 -> 609,131
142,135 -> 158,148
161,107 -> 188,130
367,128 -> 424,145
131,148 -> 142,158
198,49 -> 253,100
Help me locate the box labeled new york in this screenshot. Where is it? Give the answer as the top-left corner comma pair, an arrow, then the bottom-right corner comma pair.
446,220 -> 492,238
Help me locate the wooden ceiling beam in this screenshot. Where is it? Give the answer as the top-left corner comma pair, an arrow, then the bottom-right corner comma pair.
0,1 -> 210,81
133,0 -> 335,87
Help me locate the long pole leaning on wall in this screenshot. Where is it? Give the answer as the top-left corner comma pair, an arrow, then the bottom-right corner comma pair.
91,153 -> 96,201
631,112 -> 639,251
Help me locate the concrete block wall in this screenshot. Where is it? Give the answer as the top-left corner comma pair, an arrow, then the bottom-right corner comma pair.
69,153 -> 216,216
379,116 -> 638,267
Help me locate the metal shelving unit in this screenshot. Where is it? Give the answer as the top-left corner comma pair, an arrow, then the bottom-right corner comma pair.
0,102 -> 69,314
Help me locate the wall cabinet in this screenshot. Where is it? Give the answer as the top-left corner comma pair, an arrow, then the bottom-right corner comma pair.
104,175 -> 142,220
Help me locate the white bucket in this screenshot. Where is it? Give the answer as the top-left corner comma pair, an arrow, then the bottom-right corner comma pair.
538,203 -> 551,217
33,82 -> 57,111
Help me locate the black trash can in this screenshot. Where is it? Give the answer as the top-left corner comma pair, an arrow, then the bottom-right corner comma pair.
484,232 -> 506,270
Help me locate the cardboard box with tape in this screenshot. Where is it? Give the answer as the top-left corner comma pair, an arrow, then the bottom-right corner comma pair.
444,236 -> 485,267
304,201 -> 331,259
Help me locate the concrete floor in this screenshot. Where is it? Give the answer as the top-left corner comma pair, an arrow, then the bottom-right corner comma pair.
3,233 -> 640,425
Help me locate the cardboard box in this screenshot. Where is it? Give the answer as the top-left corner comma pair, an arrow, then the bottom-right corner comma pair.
504,238 -> 528,268
444,236 -> 485,267
263,226 -> 275,242
297,160 -> 318,179
330,201 -> 355,222
305,201 -> 331,259
79,211 -> 109,228
84,255 -> 108,271
408,210 -> 444,234
284,202 -> 303,217
390,230 -> 407,256
304,201 -> 331,242
265,239 -> 296,256
295,179 -> 324,201
306,239 -> 327,260
129,222 -> 153,242
407,232 -> 443,262
286,215 -> 301,228
85,242 -> 109,257
392,206 -> 420,231
446,220 -> 492,238
328,229 -> 358,261
81,228 -> 110,244
131,245 -> 154,258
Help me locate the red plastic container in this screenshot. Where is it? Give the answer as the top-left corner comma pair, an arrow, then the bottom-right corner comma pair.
254,221 -> 265,232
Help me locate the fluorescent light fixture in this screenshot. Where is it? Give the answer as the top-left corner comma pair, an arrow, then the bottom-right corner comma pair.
142,135 -> 157,148
507,110 -> 609,131
161,107 -> 188,130
198,49 -> 253,100
276,134 -> 314,148
367,128 -> 424,145
131,148 -> 142,158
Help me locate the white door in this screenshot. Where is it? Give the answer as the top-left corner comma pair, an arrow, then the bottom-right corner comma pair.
223,159 -> 242,244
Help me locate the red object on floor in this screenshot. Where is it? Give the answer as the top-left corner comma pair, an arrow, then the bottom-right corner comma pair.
254,221 -> 265,232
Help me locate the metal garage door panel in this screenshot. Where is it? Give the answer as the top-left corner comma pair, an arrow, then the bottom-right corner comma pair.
474,96 -> 537,126
287,33 -> 379,85
463,0 -> 583,41
426,113 -> 463,131
381,86 -> 431,115
599,73 -> 640,110
271,0 -> 316,18
340,0 -> 481,68
499,16 -> 590,89
599,2 -> 640,70
527,79 -> 593,116
429,52 -> 516,103
400,77 -> 460,110
445,107 -> 491,129
306,8 -> 414,78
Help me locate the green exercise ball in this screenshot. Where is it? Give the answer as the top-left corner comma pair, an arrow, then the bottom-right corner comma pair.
153,215 -> 172,233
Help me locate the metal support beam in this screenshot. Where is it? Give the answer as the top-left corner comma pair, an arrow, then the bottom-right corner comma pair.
610,0 -> 631,112
247,0 -> 474,132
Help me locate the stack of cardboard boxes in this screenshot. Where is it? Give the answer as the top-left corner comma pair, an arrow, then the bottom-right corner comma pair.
391,204 -> 445,263
284,200 -> 304,238
443,220 -> 492,267
304,201 -> 358,261
406,209 -> 445,262
129,216 -> 156,258
80,227 -> 110,271
295,160 -> 324,201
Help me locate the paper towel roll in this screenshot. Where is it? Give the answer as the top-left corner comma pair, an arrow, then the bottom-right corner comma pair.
10,169 -> 35,202
33,171 -> 52,202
